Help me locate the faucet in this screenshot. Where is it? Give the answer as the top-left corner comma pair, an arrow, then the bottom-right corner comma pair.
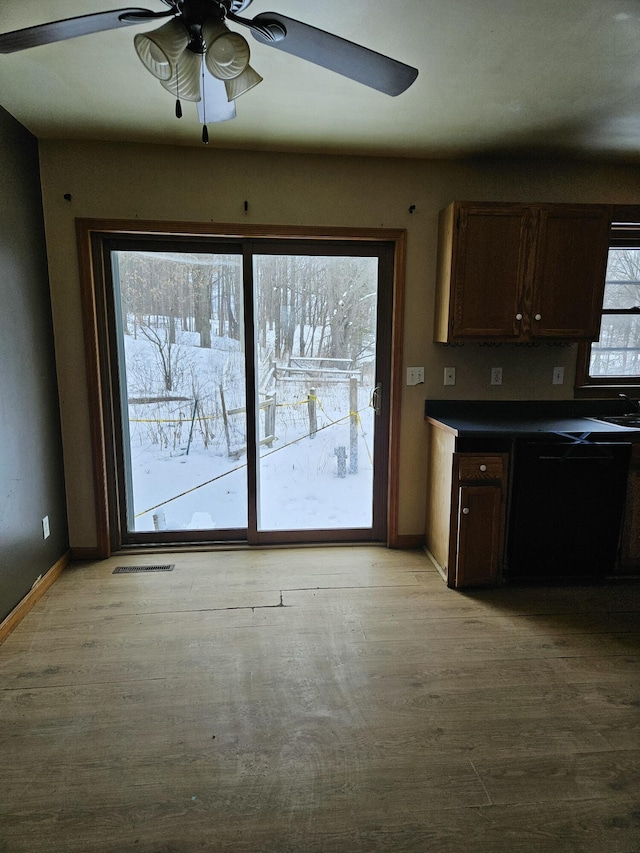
619,393 -> 640,413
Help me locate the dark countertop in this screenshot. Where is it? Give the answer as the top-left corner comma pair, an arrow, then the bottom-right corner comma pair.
424,400 -> 640,439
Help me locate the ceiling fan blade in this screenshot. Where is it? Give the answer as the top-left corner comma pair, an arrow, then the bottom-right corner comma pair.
0,9 -> 161,54
249,12 -> 418,96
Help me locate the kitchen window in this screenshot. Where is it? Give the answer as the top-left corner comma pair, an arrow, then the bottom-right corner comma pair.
576,224 -> 640,395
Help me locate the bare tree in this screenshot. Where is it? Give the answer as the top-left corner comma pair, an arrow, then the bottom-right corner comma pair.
593,248 -> 640,375
137,321 -> 187,392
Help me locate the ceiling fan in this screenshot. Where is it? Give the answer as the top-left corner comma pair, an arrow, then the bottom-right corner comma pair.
0,1 -> 419,142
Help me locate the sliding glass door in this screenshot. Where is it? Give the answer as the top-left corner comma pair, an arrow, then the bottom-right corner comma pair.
105,236 -> 392,545
253,251 -> 381,533
110,246 -> 248,536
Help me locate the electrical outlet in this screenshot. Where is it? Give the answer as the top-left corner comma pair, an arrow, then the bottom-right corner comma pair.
406,366 -> 424,386
491,367 -> 503,386
552,366 -> 565,385
444,367 -> 456,386
42,516 -> 50,539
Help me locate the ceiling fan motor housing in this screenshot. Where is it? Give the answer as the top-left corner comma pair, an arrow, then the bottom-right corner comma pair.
167,0 -> 252,52
173,0 -> 253,22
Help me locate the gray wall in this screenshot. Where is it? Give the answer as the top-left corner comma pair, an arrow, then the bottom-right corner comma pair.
0,107 -> 68,622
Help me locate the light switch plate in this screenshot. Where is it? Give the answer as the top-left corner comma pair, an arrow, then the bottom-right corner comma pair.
552,366 -> 565,385
444,367 -> 456,386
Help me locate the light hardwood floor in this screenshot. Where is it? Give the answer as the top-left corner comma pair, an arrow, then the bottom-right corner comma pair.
1,546 -> 639,852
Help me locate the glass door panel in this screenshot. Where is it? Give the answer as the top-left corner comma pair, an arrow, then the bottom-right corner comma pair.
105,236 -> 392,546
111,248 -> 247,535
253,253 -> 379,531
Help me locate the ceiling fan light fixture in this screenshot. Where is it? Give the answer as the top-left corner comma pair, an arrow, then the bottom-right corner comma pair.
224,64 -> 263,101
161,48 -> 202,101
202,20 -> 250,80
134,18 -> 189,82
198,72 -> 237,124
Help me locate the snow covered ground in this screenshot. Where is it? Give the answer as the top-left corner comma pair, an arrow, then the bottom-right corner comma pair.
122,326 -> 375,533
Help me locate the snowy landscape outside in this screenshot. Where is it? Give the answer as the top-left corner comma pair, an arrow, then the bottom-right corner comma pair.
113,249 -> 379,534
590,247 -> 640,376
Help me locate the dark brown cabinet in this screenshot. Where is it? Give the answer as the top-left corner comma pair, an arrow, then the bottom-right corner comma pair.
434,201 -> 611,342
620,443 -> 640,570
425,431 -> 508,588
456,484 -> 503,588
454,453 -> 507,588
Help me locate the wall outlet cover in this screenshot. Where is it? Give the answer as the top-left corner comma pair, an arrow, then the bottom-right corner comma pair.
406,366 -> 425,385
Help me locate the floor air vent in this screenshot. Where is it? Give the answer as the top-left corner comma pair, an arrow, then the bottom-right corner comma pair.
113,564 -> 175,574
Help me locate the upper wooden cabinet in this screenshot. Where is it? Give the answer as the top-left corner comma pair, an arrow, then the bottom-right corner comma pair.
433,201 -> 612,342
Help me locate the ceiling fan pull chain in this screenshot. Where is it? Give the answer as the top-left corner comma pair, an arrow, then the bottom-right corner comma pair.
175,63 -> 182,118
200,59 -> 209,143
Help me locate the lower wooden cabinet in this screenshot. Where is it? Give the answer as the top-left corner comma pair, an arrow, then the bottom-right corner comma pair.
426,413 -> 640,586
453,453 -> 508,588
456,483 -> 503,587
619,443 -> 640,570
425,433 -> 508,588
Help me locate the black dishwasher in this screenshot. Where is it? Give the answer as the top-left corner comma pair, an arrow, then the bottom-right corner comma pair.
507,440 -> 631,581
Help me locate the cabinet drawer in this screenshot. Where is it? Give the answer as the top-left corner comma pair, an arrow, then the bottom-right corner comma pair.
456,454 -> 505,482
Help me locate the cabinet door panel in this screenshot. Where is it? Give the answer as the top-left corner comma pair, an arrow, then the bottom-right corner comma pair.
613,444 -> 640,570
532,206 -> 610,339
451,206 -> 530,339
455,484 -> 502,587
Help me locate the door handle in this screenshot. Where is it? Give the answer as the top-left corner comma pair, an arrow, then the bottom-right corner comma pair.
371,383 -> 382,415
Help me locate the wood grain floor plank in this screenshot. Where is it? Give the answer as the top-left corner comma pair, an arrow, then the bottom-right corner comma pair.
1,547 -> 639,852
355,795 -> 640,852
473,748 -> 640,805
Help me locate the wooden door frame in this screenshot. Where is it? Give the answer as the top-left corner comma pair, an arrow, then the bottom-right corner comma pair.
76,218 -> 407,557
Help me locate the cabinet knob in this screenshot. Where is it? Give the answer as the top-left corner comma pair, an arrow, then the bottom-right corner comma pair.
462,507 -> 470,515
515,313 -> 523,321
534,313 -> 542,321
479,464 -> 487,472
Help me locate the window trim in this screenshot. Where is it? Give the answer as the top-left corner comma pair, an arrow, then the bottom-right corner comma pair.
575,216 -> 640,398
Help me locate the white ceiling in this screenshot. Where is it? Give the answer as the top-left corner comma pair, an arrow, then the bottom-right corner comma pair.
1,0 -> 640,162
